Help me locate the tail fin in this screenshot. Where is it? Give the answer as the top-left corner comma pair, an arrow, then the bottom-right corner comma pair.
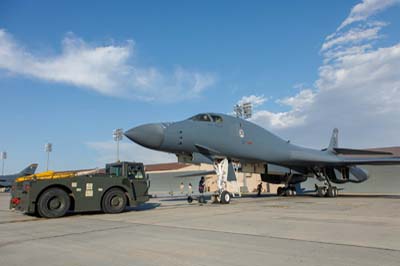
19,164 -> 38,176
328,128 -> 339,152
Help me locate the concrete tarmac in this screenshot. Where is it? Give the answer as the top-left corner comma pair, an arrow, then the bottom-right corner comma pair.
0,193 -> 400,266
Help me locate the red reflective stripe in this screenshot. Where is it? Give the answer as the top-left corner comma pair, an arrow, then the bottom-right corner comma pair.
11,198 -> 21,205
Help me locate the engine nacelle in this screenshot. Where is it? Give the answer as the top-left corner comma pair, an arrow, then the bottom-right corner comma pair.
260,173 -> 307,184
260,164 -> 307,184
176,152 -> 213,164
325,166 -> 369,184
349,166 -> 369,183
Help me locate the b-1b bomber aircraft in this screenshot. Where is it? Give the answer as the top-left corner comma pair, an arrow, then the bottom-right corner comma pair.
0,163 -> 38,188
125,113 -> 400,203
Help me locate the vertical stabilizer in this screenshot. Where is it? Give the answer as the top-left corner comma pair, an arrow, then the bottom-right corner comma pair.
19,164 -> 38,176
328,128 -> 339,152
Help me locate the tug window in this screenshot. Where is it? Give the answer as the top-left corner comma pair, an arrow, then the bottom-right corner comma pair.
127,166 -> 144,179
109,165 -> 122,176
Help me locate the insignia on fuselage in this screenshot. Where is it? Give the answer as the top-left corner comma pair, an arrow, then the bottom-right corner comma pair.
239,128 -> 245,138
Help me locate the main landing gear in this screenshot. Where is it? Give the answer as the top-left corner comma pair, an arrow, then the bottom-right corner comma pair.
277,174 -> 297,196
312,169 -> 339,198
315,184 -> 338,197
277,186 -> 297,196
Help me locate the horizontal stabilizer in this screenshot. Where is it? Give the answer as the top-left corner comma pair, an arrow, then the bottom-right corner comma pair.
333,148 -> 393,156
338,156 -> 400,165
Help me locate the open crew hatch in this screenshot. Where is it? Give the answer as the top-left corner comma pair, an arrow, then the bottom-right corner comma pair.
189,113 -> 223,123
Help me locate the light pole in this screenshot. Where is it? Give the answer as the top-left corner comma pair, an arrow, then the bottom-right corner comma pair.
233,102 -> 253,193
45,143 -> 52,171
1,151 -> 6,176
113,129 -> 123,162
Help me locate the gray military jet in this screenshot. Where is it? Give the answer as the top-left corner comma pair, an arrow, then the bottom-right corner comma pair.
0,164 -> 38,188
125,113 -> 400,202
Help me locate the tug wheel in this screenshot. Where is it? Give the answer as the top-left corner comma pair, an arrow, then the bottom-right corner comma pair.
37,188 -> 70,218
102,188 -> 127,214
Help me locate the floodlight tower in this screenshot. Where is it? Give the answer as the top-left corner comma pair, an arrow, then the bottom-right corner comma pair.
1,151 -> 7,176
45,143 -> 52,171
233,104 -> 242,118
233,102 -> 252,120
233,102 -> 253,193
242,102 -> 253,119
113,128 -> 123,162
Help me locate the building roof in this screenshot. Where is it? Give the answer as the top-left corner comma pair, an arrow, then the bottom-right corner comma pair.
370,147 -> 400,156
145,162 -> 189,172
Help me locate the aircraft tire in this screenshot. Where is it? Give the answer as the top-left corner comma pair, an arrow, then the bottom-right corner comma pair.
187,196 -> 193,203
327,187 -> 335,197
317,186 -> 327,197
198,195 -> 206,204
277,187 -> 284,196
220,191 -> 230,204
102,188 -> 127,214
37,188 -> 70,218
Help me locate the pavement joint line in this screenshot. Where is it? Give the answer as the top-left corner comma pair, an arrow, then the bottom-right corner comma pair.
85,216 -> 400,253
0,224 -> 132,248
0,218 -> 39,224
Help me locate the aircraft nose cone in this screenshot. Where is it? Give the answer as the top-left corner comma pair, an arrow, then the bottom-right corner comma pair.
124,123 -> 165,149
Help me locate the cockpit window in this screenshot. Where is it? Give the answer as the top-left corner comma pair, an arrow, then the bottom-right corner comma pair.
210,115 -> 223,123
190,114 -> 212,122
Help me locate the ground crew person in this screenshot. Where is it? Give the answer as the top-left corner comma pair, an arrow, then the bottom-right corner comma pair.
257,182 -> 263,196
188,183 -> 193,195
198,176 -> 205,194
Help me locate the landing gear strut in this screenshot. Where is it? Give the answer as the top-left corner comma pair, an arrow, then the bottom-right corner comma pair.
211,158 -> 238,204
312,169 -> 339,198
277,174 -> 297,196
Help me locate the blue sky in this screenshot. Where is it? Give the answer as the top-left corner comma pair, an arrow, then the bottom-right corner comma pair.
1,0 -> 400,173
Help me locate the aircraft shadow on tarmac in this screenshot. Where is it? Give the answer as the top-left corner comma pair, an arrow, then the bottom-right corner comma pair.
157,193 -> 400,202
56,203 -> 161,218
126,202 -> 161,211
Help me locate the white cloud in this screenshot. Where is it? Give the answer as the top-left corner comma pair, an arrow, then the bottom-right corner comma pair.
278,89 -> 315,111
338,0 -> 399,30
321,25 -> 382,52
251,110 -> 306,130
249,90 -> 315,130
244,0 -> 400,148
86,141 -> 176,165
322,44 -> 372,63
237,95 -> 267,107
0,30 -> 215,102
